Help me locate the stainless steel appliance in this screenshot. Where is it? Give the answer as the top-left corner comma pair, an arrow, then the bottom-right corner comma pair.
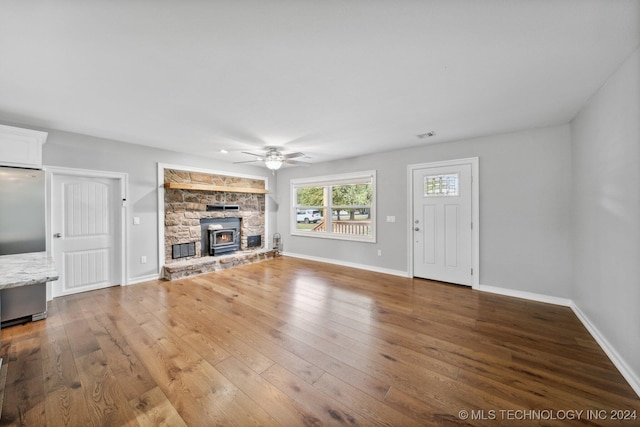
0,165 -> 47,326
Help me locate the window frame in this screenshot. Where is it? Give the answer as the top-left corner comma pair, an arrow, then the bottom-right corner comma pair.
290,170 -> 376,243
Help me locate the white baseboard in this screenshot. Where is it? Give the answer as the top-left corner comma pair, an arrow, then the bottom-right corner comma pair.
281,252 -> 409,278
477,283 -> 639,398
477,284 -> 572,307
127,273 -> 161,285
570,303 -> 640,398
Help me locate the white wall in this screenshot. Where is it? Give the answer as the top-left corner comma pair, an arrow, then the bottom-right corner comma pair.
571,47 -> 640,389
38,128 -> 276,283
276,125 -> 573,298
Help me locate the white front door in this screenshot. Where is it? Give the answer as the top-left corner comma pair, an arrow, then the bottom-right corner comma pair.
413,163 -> 472,285
51,174 -> 122,296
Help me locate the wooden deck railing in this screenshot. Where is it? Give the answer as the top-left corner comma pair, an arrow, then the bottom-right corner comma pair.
312,220 -> 371,235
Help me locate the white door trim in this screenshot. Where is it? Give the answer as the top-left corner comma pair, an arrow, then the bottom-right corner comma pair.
407,158 -> 479,289
44,166 -> 128,300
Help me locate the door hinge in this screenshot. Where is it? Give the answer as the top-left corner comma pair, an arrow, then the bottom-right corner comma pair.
471,222 -> 473,230
471,268 -> 473,275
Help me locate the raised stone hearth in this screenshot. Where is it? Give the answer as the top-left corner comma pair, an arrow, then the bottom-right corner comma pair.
163,169 -> 268,280
163,249 -> 275,280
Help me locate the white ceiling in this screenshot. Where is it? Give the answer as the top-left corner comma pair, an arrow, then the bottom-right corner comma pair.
1,1 -> 639,166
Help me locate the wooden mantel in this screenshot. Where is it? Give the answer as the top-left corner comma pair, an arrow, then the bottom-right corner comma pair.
164,182 -> 268,194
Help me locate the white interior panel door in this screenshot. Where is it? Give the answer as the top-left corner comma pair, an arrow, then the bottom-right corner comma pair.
413,164 -> 472,286
51,174 -> 121,296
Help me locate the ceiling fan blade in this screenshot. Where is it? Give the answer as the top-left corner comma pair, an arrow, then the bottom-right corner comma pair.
283,152 -> 305,159
241,151 -> 266,158
233,159 -> 262,164
284,159 -> 311,166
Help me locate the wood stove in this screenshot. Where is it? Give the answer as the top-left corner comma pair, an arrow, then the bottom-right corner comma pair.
200,217 -> 240,256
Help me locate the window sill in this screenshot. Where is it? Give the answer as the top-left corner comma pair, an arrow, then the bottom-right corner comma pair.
290,230 -> 376,243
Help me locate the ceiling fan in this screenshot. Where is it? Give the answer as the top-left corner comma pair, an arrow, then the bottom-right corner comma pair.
233,147 -> 309,170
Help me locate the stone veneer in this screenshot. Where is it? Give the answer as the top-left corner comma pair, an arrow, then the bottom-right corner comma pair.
163,169 -> 268,279
163,250 -> 275,280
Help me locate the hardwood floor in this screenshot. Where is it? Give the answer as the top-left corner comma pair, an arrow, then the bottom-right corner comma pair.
1,256 -> 638,426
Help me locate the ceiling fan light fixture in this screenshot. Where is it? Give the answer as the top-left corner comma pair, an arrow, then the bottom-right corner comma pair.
235,147 -> 308,170
264,150 -> 284,170
265,158 -> 283,170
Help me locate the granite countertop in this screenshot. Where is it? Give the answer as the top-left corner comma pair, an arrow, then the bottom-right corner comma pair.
0,251 -> 59,290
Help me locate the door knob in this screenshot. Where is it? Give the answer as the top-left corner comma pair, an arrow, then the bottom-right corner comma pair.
53,233 -> 62,238
414,227 -> 420,231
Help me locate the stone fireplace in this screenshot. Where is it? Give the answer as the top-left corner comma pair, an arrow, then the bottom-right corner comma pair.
162,169 -> 274,280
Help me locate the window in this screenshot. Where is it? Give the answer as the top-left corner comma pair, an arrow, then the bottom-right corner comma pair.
424,174 -> 459,196
291,171 -> 376,242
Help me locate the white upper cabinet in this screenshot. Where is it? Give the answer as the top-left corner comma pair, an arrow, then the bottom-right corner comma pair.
0,124 -> 48,168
